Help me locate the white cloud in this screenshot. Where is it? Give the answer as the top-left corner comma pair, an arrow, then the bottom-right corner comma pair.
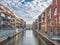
1,0 -> 52,24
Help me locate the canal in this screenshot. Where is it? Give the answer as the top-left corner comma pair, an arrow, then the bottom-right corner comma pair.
1,30 -> 45,45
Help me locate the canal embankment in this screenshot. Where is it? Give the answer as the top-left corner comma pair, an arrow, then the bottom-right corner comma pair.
0,30 -> 40,45
33,30 -> 58,45
0,29 -> 24,44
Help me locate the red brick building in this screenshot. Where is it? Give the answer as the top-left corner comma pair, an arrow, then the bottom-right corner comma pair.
32,0 -> 60,40
52,0 -> 60,37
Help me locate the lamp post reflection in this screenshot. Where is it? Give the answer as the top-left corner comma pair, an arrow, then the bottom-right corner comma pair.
16,28 -> 18,34
14,28 -> 19,45
14,35 -> 19,45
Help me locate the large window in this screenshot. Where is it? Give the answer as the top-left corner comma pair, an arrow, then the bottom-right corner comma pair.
58,17 -> 60,24
58,28 -> 60,36
1,21 -> 4,24
8,16 -> 11,19
38,16 -> 41,22
54,8 -> 57,16
48,8 -> 51,19
49,21 -> 52,26
0,5 -> 4,9
41,18 -> 45,23
1,13 -> 5,17
43,12 -> 45,16
54,18 -> 56,25
54,0 -> 57,5
56,0 -> 57,5
53,28 -> 56,36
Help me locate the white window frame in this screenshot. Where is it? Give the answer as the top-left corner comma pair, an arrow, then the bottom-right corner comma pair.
49,8 -> 51,19
58,17 -> 60,24
54,8 -> 57,16
1,13 -> 5,17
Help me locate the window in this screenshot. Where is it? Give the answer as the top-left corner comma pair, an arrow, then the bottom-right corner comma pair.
58,17 -> 60,24
0,6 -> 4,9
39,16 -> 41,22
54,0 -> 57,5
3,18 -> 6,21
0,5 -> 6,12
49,27 -> 52,32
41,18 -> 45,23
1,21 -> 4,24
56,0 -> 57,5
54,18 -> 56,25
1,13 -> 5,17
53,28 -> 56,36
58,28 -> 60,36
41,19 -> 43,22
3,25 -> 5,28
8,16 -> 11,19
49,21 -> 52,26
43,12 -> 45,16
48,8 -> 51,19
54,8 -> 57,16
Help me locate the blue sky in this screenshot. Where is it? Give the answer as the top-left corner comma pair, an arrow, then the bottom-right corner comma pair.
0,0 -> 52,24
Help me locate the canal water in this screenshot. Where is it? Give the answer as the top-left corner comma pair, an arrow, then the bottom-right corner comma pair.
2,30 -> 44,45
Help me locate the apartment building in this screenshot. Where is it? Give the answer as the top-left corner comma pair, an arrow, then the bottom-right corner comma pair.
52,0 -> 60,37
32,21 -> 37,30
40,9 -> 48,32
0,2 -> 25,30
38,15 -> 41,30
32,9 -> 48,32
0,3 -> 11,30
20,19 -> 26,29
47,5 -> 52,33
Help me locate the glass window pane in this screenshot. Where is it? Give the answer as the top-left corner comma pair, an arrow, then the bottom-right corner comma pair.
58,28 -> 60,36
53,28 -> 56,36
56,0 -> 57,5
1,13 -> 5,17
54,18 -> 56,25
54,8 -> 57,16
48,8 -> 51,19
58,17 -> 60,24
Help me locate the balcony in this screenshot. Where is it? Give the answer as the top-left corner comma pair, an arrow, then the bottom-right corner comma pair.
0,6 -> 6,12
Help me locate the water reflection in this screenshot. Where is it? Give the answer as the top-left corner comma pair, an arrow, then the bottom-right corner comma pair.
16,29 -> 18,33
38,37 -> 46,45
14,35 -> 19,45
2,30 -> 45,45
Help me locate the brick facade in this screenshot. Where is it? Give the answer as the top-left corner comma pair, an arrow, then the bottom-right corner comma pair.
52,0 -> 60,36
